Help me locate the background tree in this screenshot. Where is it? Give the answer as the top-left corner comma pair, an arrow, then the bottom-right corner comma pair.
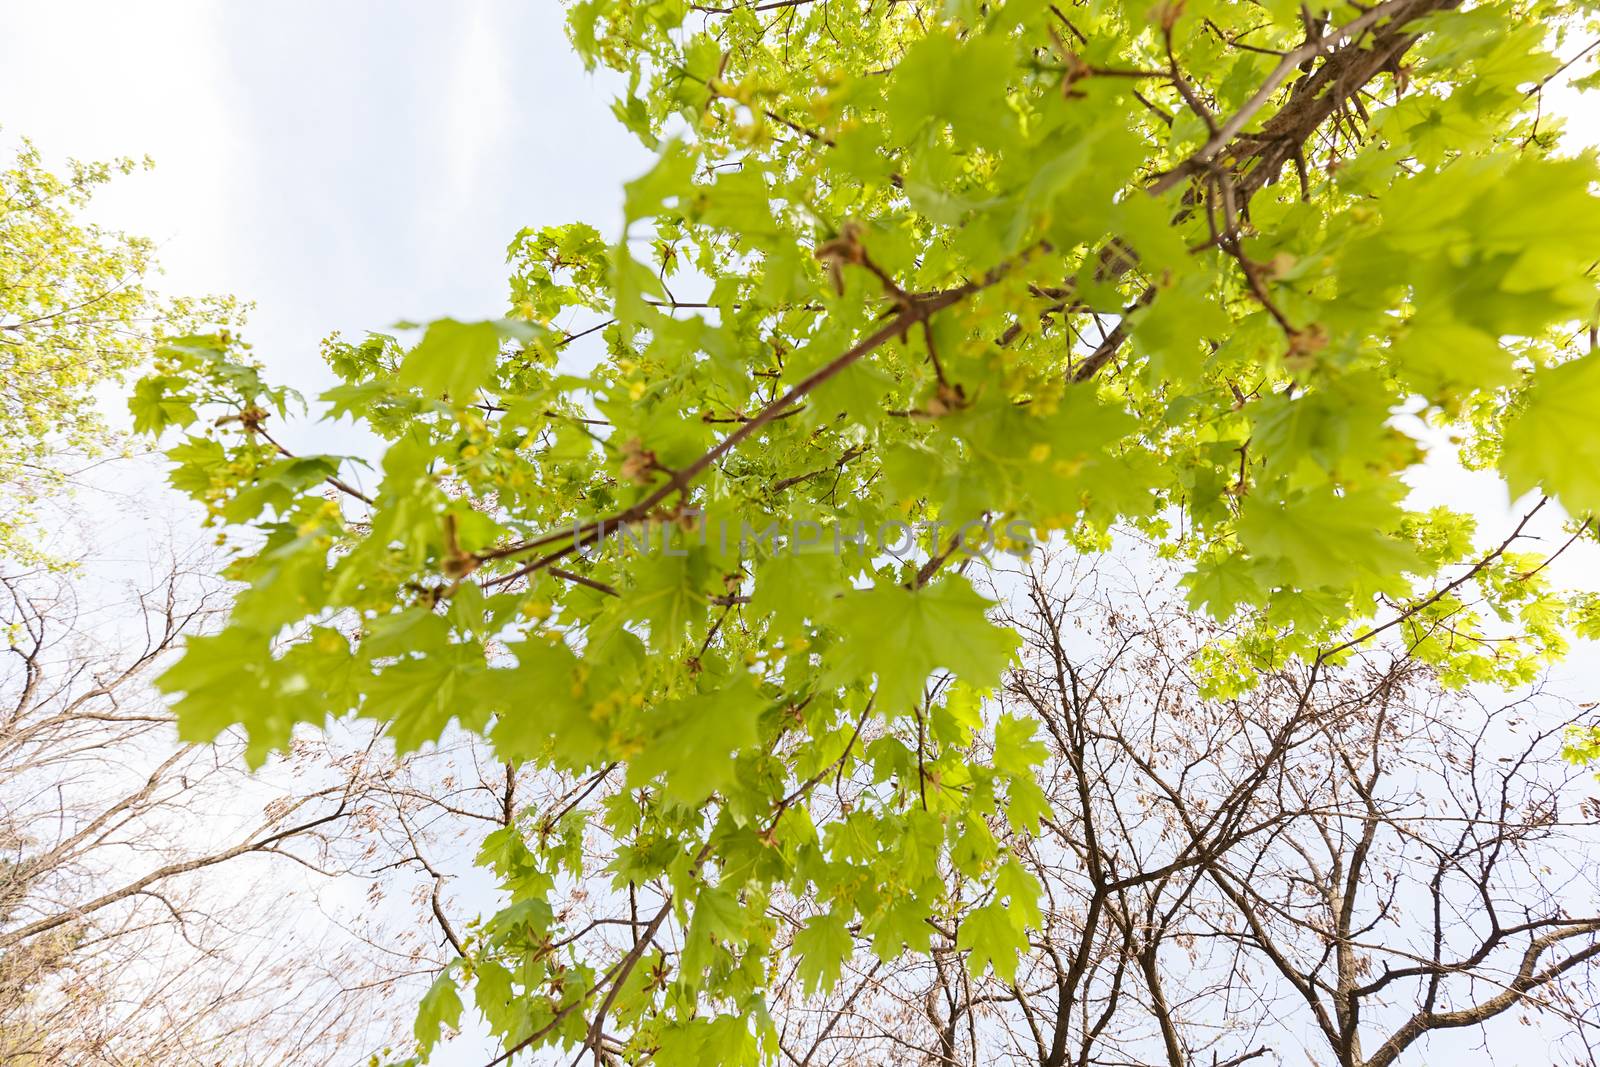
0,557 -> 429,1063
132,1 -> 1600,1064
0,136 -> 237,562
733,554 -> 1600,1067
0,130 -> 515,1065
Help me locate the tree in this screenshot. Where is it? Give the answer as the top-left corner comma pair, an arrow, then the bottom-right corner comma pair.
988,555 -> 1600,1067
720,552 -> 1600,1066
0,558 -> 426,1063
0,130 -> 470,1061
133,1 -> 1600,1064
0,136 -> 237,562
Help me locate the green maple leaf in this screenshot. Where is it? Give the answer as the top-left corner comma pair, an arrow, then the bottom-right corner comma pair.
623,549 -> 712,651
485,637 -> 590,764
1238,486 -> 1422,592
792,911 -> 854,996
1129,272 -> 1231,382
414,967 -> 462,1057
1184,554 -> 1265,620
957,900 -> 1028,982
654,1016 -> 755,1067
1389,319 -> 1516,401
823,577 -> 1018,714
864,893 -> 935,960
363,646 -> 486,752
156,627 -> 272,744
625,676 -> 763,806
996,856 -> 1044,930
751,548 -> 845,637
398,318 -> 536,401
472,961 -> 523,1038
993,714 -> 1049,776
885,32 -> 1015,148
1501,354 -> 1600,519
624,137 -> 696,222
1005,775 -> 1052,836
680,884 -> 749,978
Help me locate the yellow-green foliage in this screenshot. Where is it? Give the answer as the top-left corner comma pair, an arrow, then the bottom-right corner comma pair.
131,2 -> 1600,1062
0,137 -> 237,562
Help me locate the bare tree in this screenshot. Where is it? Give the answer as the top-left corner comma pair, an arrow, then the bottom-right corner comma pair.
0,558 -> 413,1064
761,552 -> 1600,1067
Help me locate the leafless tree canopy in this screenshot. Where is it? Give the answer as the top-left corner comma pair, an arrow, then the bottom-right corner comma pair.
0,550 -> 613,1065
0,561 -> 422,1064
753,554 -> 1600,1067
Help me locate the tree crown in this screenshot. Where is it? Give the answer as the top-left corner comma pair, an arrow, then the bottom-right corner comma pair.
130,1 -> 1600,1062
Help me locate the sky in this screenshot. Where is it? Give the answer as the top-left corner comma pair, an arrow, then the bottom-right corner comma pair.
4,6 -> 1600,1063
0,0 -> 647,444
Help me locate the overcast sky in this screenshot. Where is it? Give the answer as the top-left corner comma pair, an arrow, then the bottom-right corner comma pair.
0,1 -> 646,419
